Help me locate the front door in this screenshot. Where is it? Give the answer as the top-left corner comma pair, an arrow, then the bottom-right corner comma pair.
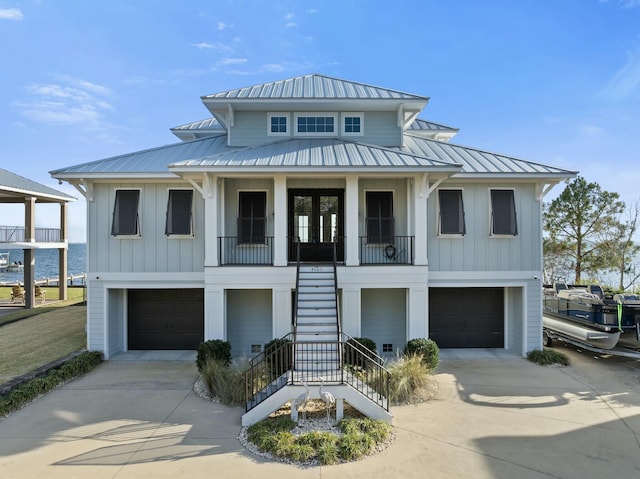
289,189 -> 344,262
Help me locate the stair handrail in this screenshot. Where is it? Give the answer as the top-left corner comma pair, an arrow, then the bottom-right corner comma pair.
293,236 -> 301,339
332,239 -> 341,338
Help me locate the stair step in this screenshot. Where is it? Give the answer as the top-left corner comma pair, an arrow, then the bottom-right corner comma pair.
298,293 -> 335,301
297,301 -> 336,309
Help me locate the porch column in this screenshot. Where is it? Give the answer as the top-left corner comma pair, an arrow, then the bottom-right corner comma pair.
341,287 -> 361,337
204,286 -> 225,339
413,175 -> 428,266
272,286 -> 292,337
273,175 -> 287,266
408,285 -> 428,339
24,196 -> 36,309
345,176 -> 359,266
204,175 -> 219,267
58,202 -> 68,300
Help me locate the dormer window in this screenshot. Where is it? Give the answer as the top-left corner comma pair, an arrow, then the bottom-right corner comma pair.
342,113 -> 364,136
268,113 -> 289,136
294,113 -> 337,136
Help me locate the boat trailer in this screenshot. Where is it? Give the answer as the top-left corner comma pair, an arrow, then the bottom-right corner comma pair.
543,324 -> 640,359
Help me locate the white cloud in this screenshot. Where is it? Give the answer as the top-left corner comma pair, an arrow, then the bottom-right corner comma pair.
601,45 -> 640,100
0,7 -> 23,20
217,21 -> 231,30
217,58 -> 248,65
16,77 -> 114,128
285,22 -> 297,28
191,41 -> 234,54
191,42 -> 214,49
582,124 -> 605,136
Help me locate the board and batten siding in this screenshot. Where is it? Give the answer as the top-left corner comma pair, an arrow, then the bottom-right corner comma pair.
86,279 -> 105,354
361,288 -> 406,356
88,183 -> 205,273
228,111 -> 402,147
226,289 -> 273,357
427,183 -> 542,272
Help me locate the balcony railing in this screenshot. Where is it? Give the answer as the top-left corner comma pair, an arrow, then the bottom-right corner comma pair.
218,236 -> 274,265
0,226 -> 62,243
359,235 -> 414,265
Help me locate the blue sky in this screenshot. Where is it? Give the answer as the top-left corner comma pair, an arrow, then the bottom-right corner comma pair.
1,0 -> 639,242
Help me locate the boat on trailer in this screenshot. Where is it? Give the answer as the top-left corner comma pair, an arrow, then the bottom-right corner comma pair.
542,283 -> 621,350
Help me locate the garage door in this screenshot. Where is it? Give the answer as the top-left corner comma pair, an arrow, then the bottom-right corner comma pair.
128,289 -> 204,350
429,287 -> 504,348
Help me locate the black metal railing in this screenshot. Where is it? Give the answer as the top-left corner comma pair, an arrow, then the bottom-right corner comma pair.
218,236 -> 274,265
0,226 -> 62,243
244,333 -> 390,413
359,235 -> 414,265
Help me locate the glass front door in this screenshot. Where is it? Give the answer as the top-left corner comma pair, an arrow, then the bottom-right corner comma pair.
289,189 -> 344,262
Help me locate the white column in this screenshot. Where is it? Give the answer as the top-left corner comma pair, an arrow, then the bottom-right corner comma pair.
274,175 -> 288,266
204,175 -> 219,267
413,174 -> 428,266
341,287 -> 361,337
273,286 -> 293,337
345,176 -> 359,266
205,287 -> 225,339
408,285 -> 428,339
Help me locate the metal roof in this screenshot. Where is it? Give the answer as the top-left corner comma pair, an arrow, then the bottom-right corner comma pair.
401,134 -> 577,177
50,136 -> 233,177
170,117 -> 224,132
0,168 -> 75,202
169,138 -> 461,173
202,74 -> 429,101
409,118 -> 458,132
51,132 -> 576,179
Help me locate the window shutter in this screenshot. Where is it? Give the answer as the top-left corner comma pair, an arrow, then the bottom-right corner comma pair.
439,190 -> 465,235
166,190 -> 193,235
111,190 -> 140,236
491,190 -> 517,235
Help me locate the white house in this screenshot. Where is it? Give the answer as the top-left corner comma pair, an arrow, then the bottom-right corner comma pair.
51,74 -> 576,364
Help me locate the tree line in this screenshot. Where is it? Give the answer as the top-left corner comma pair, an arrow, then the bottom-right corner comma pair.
544,176 -> 640,291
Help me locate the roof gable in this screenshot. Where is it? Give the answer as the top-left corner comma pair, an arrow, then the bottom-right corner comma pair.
0,168 -> 75,202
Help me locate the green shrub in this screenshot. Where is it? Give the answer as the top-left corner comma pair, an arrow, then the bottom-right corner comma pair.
0,350 -> 103,417
196,339 -> 231,372
245,415 -> 391,465
201,357 -> 247,406
404,338 -> 439,370
387,354 -> 438,405
344,337 -> 378,369
527,349 -> 570,366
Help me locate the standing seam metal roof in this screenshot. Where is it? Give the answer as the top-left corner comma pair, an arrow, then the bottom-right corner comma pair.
202,74 -> 429,101
0,168 -> 75,201
400,134 -> 577,176
170,138 -> 460,170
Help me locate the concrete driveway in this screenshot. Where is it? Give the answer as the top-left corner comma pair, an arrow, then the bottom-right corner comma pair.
0,347 -> 639,479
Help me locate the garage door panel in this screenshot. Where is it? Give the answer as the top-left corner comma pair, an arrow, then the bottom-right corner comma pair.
429,288 -> 504,348
128,289 -> 204,350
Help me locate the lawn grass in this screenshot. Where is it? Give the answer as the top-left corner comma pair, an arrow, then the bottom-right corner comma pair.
0,304 -> 87,385
0,286 -> 85,326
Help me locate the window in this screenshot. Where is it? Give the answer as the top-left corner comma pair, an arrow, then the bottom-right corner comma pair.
438,189 -> 466,235
165,189 -> 194,236
294,113 -> 337,135
366,191 -> 394,243
342,113 -> 364,136
490,189 -> 518,236
238,191 -> 267,244
267,113 -> 288,136
111,189 -> 140,236
382,343 -> 393,353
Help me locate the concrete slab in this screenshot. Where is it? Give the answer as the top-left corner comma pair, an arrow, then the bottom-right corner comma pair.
0,346 -> 639,478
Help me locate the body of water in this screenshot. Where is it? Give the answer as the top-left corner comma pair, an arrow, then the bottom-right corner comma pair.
0,243 -> 86,285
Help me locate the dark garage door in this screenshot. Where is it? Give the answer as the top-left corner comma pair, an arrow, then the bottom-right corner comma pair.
429,287 -> 504,348
128,289 -> 204,350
